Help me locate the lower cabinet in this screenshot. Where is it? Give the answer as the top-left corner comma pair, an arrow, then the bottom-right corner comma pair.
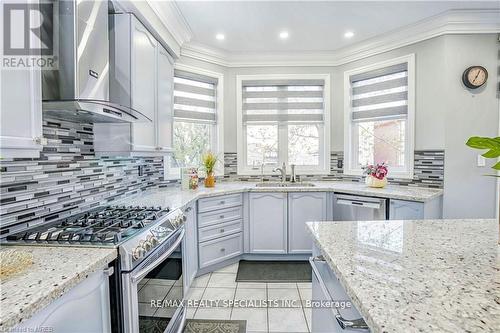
389,198 -> 442,220
197,194 -> 244,269
199,232 -> 243,268
249,192 -> 288,254
288,192 -> 327,254
14,269 -> 112,333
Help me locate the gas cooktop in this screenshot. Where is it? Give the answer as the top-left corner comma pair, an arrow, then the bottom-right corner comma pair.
5,205 -> 172,246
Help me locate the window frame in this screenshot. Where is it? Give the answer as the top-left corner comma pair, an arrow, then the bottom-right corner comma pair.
236,73 -> 331,175
165,64 -> 224,180
343,54 -> 415,179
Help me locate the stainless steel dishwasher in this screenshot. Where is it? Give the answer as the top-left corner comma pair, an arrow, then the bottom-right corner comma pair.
333,193 -> 387,221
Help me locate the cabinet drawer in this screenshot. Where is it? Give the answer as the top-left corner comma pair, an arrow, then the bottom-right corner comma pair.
198,206 -> 243,228
198,219 -> 242,243
199,233 -> 243,269
198,194 -> 243,213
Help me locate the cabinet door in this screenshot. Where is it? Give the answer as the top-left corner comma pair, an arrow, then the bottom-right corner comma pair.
288,192 -> 327,254
389,199 -> 424,220
0,11 -> 43,159
156,45 -> 174,151
183,203 -> 197,292
130,17 -> 156,151
249,192 -> 287,254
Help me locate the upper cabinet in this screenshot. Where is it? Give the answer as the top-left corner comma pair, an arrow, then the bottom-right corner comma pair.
0,0 -> 44,159
94,14 -> 174,156
0,67 -> 44,158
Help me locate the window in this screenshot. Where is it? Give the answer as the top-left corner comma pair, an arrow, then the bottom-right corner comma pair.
166,67 -> 223,179
344,55 -> 415,178
237,75 -> 330,174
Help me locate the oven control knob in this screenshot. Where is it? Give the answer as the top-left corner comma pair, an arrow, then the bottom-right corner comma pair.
147,235 -> 158,246
132,246 -> 145,260
142,239 -> 153,251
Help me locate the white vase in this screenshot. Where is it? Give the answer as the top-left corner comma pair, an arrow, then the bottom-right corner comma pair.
365,175 -> 388,188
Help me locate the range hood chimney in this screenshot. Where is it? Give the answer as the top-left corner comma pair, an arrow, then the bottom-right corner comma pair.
41,0 -> 151,123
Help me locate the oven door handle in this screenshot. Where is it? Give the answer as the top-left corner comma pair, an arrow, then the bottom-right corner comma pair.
131,228 -> 185,284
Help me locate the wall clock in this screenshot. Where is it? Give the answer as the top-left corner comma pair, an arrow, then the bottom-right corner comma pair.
462,66 -> 488,89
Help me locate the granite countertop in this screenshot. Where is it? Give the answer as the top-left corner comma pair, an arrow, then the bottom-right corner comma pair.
306,219 -> 500,333
113,181 -> 443,210
0,246 -> 117,330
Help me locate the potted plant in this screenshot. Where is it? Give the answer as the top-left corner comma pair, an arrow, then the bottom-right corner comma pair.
363,163 -> 389,188
201,151 -> 218,188
466,136 -> 500,243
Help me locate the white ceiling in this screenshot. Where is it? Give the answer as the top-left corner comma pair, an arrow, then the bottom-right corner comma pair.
174,1 -> 499,53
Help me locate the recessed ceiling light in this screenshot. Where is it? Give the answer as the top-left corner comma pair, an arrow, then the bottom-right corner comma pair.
279,31 -> 289,40
216,33 -> 225,41
344,31 -> 354,39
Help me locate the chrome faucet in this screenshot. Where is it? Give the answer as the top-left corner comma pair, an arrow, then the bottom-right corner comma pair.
273,162 -> 287,182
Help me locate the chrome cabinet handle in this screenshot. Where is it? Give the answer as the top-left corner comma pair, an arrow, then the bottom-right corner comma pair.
33,137 -> 47,145
335,315 -> 369,330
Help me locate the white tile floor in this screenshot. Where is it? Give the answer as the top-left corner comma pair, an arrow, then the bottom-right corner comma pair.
185,262 -> 312,333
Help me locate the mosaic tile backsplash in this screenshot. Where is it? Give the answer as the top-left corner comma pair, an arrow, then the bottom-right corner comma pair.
0,119 -> 165,236
223,150 -> 444,188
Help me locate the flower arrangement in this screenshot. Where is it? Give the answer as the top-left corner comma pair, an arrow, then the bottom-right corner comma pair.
201,151 -> 218,187
363,163 -> 388,188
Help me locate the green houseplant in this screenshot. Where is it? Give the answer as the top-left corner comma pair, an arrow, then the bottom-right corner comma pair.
466,137 -> 500,174
201,151 -> 218,188
466,136 -> 500,243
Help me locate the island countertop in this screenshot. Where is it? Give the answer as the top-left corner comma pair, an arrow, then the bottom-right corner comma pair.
306,219 -> 500,333
0,246 -> 117,330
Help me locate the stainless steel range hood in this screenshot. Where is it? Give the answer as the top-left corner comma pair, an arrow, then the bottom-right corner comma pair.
41,0 -> 151,123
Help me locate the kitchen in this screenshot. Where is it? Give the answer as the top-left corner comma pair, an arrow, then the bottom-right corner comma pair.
0,1 -> 499,333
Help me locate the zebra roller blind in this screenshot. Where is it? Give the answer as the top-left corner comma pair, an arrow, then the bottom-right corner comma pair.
349,62 -> 408,122
174,69 -> 218,123
242,79 -> 325,123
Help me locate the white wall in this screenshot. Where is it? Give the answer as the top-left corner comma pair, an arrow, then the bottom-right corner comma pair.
442,34 -> 499,219
177,34 -> 499,218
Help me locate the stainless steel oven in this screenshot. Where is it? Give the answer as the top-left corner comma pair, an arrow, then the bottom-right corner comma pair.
121,227 -> 186,333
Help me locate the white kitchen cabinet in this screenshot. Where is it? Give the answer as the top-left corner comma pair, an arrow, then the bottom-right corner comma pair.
249,192 -> 287,254
156,45 -> 174,150
129,17 -> 157,151
0,5 -> 43,159
13,268 -> 112,333
183,203 -> 197,292
288,192 -> 327,254
389,197 -> 442,220
94,14 -> 174,155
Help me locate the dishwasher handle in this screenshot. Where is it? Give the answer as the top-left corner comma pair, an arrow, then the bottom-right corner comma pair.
309,257 -> 369,331
336,198 -> 382,210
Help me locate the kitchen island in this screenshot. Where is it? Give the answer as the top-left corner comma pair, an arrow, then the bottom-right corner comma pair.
306,219 -> 500,333
0,246 -> 117,331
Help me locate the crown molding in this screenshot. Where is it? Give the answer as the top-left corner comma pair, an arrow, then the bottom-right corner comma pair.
180,9 -> 500,67
147,1 -> 193,48
111,0 -> 193,58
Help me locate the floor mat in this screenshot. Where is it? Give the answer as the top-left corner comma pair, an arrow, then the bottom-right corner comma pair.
235,260 -> 312,283
183,319 -> 246,333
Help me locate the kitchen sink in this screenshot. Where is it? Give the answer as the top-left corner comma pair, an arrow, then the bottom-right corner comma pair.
255,182 -> 316,188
